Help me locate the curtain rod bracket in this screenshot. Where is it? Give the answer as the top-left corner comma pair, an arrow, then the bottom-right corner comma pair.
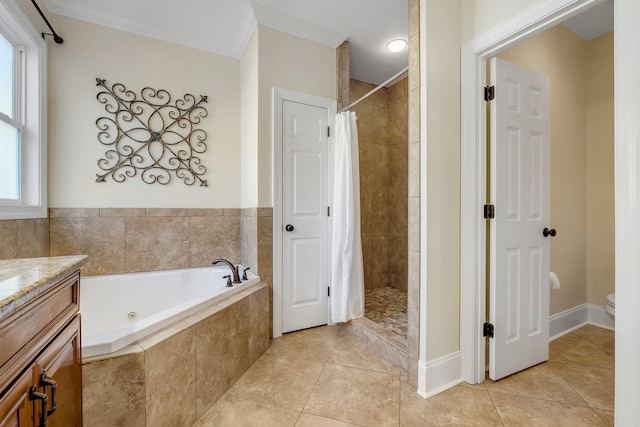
42,32 -> 64,44
30,0 -> 64,44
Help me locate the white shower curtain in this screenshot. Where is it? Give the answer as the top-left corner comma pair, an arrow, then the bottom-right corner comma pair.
330,111 -> 364,323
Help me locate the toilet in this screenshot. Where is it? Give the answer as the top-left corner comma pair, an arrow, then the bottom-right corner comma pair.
604,293 -> 615,321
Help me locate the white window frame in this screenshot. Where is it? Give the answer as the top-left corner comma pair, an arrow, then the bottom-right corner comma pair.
0,0 -> 47,219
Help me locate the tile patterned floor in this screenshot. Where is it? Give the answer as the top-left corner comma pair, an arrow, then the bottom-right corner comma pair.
364,287 -> 408,339
193,324 -> 614,426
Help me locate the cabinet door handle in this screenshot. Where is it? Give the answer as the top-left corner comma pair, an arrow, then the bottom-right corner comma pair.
41,373 -> 58,415
29,386 -> 48,427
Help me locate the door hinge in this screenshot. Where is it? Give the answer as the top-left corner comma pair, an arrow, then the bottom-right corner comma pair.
483,204 -> 495,219
327,126 -> 330,137
328,286 -> 330,297
483,322 -> 494,338
484,85 -> 495,102
327,206 -> 330,217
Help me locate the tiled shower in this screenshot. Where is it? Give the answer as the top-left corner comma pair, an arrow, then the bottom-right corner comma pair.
350,76 -> 409,339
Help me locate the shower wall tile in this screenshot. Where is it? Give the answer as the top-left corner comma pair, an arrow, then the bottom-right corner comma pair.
351,79 -> 389,106
407,301 -> 420,359
409,198 -> 420,253
407,0 -> 421,392
408,142 -> 420,197
373,273 -> 390,289
408,251 -> 420,305
409,0 -> 419,38
352,76 -> 409,292
359,146 -> 389,199
337,41 -> 350,111
50,216 -> 125,275
409,33 -> 420,92
389,197 -> 408,237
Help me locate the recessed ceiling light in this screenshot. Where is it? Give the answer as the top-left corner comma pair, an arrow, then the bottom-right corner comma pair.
386,39 -> 407,53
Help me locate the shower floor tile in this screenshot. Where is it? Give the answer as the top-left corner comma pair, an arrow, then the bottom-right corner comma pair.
365,287 -> 408,339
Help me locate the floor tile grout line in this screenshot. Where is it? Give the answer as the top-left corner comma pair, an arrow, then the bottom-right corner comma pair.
487,389 -> 595,410
485,386 -> 506,427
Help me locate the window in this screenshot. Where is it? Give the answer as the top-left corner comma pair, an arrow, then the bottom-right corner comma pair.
0,0 -> 47,219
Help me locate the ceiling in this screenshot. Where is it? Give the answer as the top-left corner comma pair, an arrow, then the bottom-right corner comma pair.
39,0 -> 613,85
41,0 -> 409,86
562,0 -> 614,40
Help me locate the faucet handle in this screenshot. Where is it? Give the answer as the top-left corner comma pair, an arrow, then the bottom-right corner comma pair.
223,274 -> 233,287
242,267 -> 251,281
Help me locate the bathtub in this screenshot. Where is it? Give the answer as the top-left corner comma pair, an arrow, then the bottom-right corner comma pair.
80,265 -> 260,358
80,265 -> 270,427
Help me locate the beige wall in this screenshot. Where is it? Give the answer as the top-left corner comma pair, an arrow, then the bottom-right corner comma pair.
257,25 -> 337,207
424,0 -> 461,361
241,31 -> 260,208
586,32 -> 615,305
497,26 -> 615,314
461,0 -> 544,43
44,15 -> 242,208
498,25 -> 588,315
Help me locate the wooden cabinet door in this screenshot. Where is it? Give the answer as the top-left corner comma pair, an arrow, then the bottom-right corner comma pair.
0,368 -> 34,427
35,316 -> 82,427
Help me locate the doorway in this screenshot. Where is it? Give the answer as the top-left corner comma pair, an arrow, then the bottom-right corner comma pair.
460,0 -> 613,384
273,88 -> 336,337
350,76 -> 410,343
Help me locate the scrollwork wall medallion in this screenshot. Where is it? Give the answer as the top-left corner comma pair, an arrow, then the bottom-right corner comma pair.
95,78 -> 209,186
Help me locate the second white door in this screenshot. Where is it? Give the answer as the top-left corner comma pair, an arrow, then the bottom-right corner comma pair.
282,99 -> 330,333
489,57 -> 551,380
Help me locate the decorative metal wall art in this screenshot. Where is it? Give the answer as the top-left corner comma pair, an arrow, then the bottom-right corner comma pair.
95,78 -> 209,186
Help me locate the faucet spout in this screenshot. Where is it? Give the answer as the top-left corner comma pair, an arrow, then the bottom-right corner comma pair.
211,259 -> 241,283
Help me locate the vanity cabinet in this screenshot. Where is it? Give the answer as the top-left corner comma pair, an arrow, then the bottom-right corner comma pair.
0,270 -> 82,427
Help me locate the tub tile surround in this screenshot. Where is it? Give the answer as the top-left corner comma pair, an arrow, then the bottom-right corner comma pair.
0,218 -> 49,260
82,282 -> 269,427
82,352 -> 146,427
49,208 -> 243,276
192,324 -> 613,426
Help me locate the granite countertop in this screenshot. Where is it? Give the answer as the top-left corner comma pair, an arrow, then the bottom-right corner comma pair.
0,255 -> 88,317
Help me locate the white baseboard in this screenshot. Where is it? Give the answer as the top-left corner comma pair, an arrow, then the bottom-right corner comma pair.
549,304 -> 588,341
417,351 -> 463,399
549,303 -> 615,341
424,304 -> 614,399
587,303 -> 615,330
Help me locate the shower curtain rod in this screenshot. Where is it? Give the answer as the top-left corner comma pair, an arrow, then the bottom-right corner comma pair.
340,66 -> 409,112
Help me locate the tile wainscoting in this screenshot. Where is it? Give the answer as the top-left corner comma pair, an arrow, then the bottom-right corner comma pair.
0,207 -> 272,277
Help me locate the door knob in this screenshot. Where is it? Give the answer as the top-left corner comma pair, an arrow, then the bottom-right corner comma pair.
543,227 -> 557,237
285,224 -> 295,232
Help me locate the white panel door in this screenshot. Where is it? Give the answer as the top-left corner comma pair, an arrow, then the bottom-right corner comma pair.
489,57 -> 551,380
282,100 -> 329,333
